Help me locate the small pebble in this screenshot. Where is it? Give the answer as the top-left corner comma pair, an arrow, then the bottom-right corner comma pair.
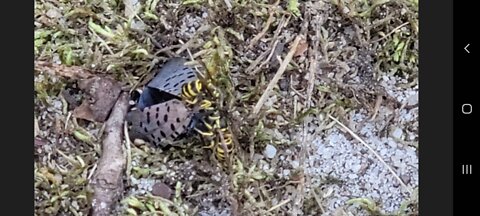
152,182 -> 172,199
407,93 -> 418,106
291,160 -> 299,169
392,127 -> 403,139
351,164 -> 362,173
46,8 -> 61,18
264,144 -> 277,159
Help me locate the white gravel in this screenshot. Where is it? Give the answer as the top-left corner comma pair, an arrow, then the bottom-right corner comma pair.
298,85 -> 418,214
264,144 -> 277,159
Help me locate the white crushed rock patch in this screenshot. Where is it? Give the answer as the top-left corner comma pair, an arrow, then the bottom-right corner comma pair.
302,105 -> 418,215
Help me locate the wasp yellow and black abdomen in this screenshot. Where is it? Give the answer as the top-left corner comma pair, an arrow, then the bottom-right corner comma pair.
173,68 -> 235,166
213,129 -> 234,161
181,80 -> 202,98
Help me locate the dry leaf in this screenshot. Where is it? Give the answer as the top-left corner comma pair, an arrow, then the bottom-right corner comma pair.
294,38 -> 308,57
73,77 -> 122,122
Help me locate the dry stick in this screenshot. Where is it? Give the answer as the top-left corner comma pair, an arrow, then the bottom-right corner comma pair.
64,112 -> 72,131
223,0 -> 232,10
252,35 -> 303,116
301,23 -> 321,211
175,24 -> 210,55
311,189 -> 325,213
245,49 -> 270,75
300,15 -> 319,168
327,114 -> 413,194
87,163 -> 98,180
251,39 -> 280,75
369,94 -> 383,121
266,198 -> 291,212
153,44 -> 183,56
247,7 -> 276,49
34,115 -> 40,138
90,93 -> 129,216
247,0 -> 280,49
370,22 -> 409,44
91,30 -> 115,55
246,15 -> 289,75
266,40 -> 281,64
35,60 -> 94,79
306,47 -> 318,105
124,121 -> 133,177
179,40 -> 204,78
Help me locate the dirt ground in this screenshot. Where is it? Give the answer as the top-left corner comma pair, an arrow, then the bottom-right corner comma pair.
34,0 -> 418,215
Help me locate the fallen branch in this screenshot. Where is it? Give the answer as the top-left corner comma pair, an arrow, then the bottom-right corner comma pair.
89,92 -> 129,216
35,60 -> 94,79
252,35 -> 303,116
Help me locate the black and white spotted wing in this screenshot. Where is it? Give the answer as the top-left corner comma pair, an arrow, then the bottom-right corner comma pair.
137,57 -> 198,110
148,57 -> 198,97
126,99 -> 192,147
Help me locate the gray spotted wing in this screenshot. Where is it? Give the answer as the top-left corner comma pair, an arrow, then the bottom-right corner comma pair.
126,99 -> 192,147
147,57 -> 198,97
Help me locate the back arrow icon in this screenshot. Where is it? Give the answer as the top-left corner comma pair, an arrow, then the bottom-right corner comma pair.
465,44 -> 470,53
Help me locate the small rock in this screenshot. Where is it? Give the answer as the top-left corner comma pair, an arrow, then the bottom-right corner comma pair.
348,174 -> 358,179
133,138 -> 146,145
392,127 -> 403,139
380,148 -> 388,156
387,139 -> 398,148
264,95 -> 278,107
34,138 -> 47,147
400,174 -> 411,185
130,21 -> 146,31
264,144 -> 277,159
351,164 -> 362,173
407,93 -> 418,106
152,182 -> 172,199
279,78 -> 289,91
291,160 -> 299,169
46,8 -> 61,18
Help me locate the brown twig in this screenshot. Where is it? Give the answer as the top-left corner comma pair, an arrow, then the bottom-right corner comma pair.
300,13 -> 321,166
245,15 -> 289,75
255,40 -> 283,74
35,60 -> 94,79
89,92 -> 129,216
252,35 -> 303,116
247,1 -> 278,49
369,94 -> 383,121
266,198 -> 291,212
370,22 -> 409,44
